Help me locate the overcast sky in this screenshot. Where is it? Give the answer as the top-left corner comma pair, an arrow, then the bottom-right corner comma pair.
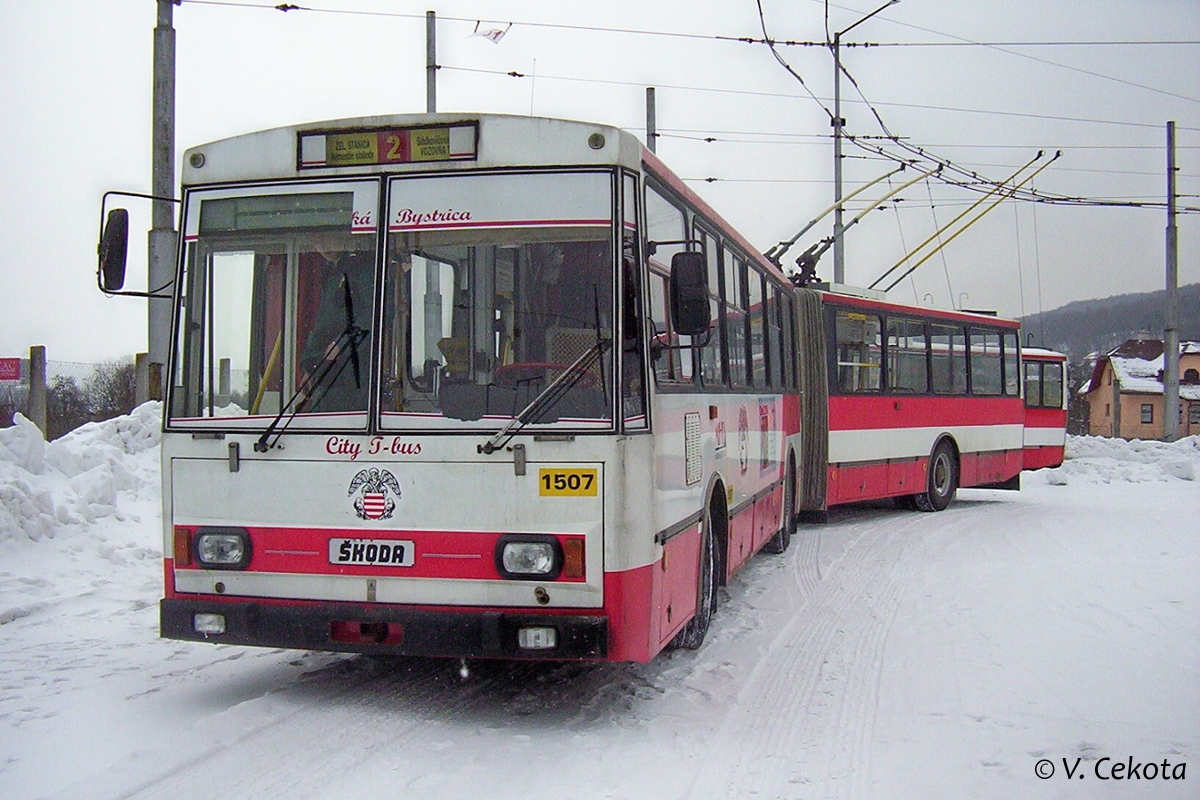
1,0 -> 1197,363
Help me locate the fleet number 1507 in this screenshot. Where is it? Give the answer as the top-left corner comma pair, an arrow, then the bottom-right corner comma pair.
538,468 -> 598,497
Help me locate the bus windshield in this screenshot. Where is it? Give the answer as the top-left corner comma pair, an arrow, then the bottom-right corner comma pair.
381,228 -> 614,427
380,171 -> 615,429
169,181 -> 380,429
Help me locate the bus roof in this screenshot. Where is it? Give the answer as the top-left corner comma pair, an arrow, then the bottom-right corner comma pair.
1022,347 -> 1067,360
182,113 -> 645,185
815,288 -> 1021,329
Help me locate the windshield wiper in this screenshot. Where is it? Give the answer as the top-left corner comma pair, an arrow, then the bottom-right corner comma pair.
255,273 -> 367,453
479,337 -> 612,454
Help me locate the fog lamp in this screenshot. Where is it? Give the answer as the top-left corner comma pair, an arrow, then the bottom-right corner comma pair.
193,613 -> 226,635
517,626 -> 557,650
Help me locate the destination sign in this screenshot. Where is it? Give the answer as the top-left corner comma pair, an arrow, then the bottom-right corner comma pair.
298,122 -> 478,170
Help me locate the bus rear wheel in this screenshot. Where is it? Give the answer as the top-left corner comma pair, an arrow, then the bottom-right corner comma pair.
915,440 -> 957,512
671,503 -> 717,650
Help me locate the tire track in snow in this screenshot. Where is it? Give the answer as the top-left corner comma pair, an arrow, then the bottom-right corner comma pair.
685,506 -> 947,800
51,656 -> 471,800
75,656 -> 648,800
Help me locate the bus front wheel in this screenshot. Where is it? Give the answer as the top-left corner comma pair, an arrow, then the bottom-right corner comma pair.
671,503 -> 717,650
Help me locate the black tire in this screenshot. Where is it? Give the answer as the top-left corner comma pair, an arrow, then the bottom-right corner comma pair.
671,503 -> 717,650
915,440 -> 958,512
763,457 -> 796,554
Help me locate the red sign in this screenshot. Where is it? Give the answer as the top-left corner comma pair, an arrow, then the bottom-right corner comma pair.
0,358 -> 20,381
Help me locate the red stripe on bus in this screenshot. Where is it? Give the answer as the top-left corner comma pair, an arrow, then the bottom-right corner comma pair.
388,218 -> 609,232
1024,408 -> 1067,427
172,526 -> 587,582
829,395 -> 1023,430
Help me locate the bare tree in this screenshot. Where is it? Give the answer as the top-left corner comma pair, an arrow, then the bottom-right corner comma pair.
47,377 -> 90,440
86,361 -> 137,422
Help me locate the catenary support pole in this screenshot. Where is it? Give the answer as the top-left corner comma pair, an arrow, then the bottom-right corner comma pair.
149,0 -> 176,398
426,11 -> 437,113
1164,120 -> 1180,442
832,33 -> 845,284
645,87 -> 657,154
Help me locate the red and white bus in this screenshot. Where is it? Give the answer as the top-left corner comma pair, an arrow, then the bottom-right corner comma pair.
98,113 -> 1027,663
1021,348 -> 1068,469
792,287 -> 1025,516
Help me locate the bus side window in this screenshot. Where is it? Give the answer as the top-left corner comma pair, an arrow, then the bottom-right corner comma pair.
645,180 -> 692,386
930,323 -> 967,395
648,269 -> 678,383
697,227 -> 725,388
970,328 -> 1003,395
886,318 -> 929,394
782,293 -> 797,390
1043,362 -> 1064,408
724,253 -> 748,389
622,171 -> 647,426
1002,331 -> 1020,396
832,308 -> 881,393
748,269 -> 767,387
1024,360 -> 1042,407
767,284 -> 785,389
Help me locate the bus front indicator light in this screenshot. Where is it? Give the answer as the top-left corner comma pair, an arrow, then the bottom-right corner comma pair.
173,527 -> 192,566
562,538 -> 585,579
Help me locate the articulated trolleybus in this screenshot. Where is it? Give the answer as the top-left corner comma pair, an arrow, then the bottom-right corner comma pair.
99,114 -> 1026,663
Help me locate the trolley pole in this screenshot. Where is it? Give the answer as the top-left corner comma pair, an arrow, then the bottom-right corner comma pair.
149,0 -> 176,394
426,11 -> 437,113
645,87 -> 657,154
1164,121 -> 1180,442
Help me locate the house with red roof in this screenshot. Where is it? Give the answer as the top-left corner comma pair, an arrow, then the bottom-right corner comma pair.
1079,336 -> 1200,439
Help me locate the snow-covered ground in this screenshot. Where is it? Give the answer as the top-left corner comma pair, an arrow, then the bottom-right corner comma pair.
2,407 -> 1197,799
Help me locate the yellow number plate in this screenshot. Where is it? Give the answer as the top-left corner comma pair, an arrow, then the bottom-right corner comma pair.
538,468 -> 598,497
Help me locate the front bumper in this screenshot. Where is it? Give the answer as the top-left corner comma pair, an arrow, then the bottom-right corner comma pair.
161,598 -> 608,659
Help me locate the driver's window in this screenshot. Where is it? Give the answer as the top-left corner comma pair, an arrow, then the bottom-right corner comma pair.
408,255 -> 456,388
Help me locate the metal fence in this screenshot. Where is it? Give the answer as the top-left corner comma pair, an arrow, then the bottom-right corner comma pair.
0,354 -> 139,440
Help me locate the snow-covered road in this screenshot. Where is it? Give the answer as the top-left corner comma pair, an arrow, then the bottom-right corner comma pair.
2,410 -> 1197,799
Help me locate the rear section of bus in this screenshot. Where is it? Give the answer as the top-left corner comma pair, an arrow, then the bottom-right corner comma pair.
1021,348 -> 1068,469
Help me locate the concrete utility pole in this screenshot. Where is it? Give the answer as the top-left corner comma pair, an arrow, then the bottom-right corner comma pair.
426,11 -> 437,113
646,87 -> 657,154
831,32 -> 845,284
28,346 -> 46,436
830,0 -> 898,286
149,0 -> 177,395
1164,120 -> 1180,442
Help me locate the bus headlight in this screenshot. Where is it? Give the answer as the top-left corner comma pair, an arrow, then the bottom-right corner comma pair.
194,528 -> 252,570
496,536 -> 562,580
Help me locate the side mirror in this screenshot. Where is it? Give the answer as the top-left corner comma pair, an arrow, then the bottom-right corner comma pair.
669,251 -> 710,337
98,208 -> 130,292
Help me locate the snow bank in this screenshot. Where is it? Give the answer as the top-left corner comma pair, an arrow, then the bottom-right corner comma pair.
0,403 -> 161,546
1045,433 -> 1200,485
